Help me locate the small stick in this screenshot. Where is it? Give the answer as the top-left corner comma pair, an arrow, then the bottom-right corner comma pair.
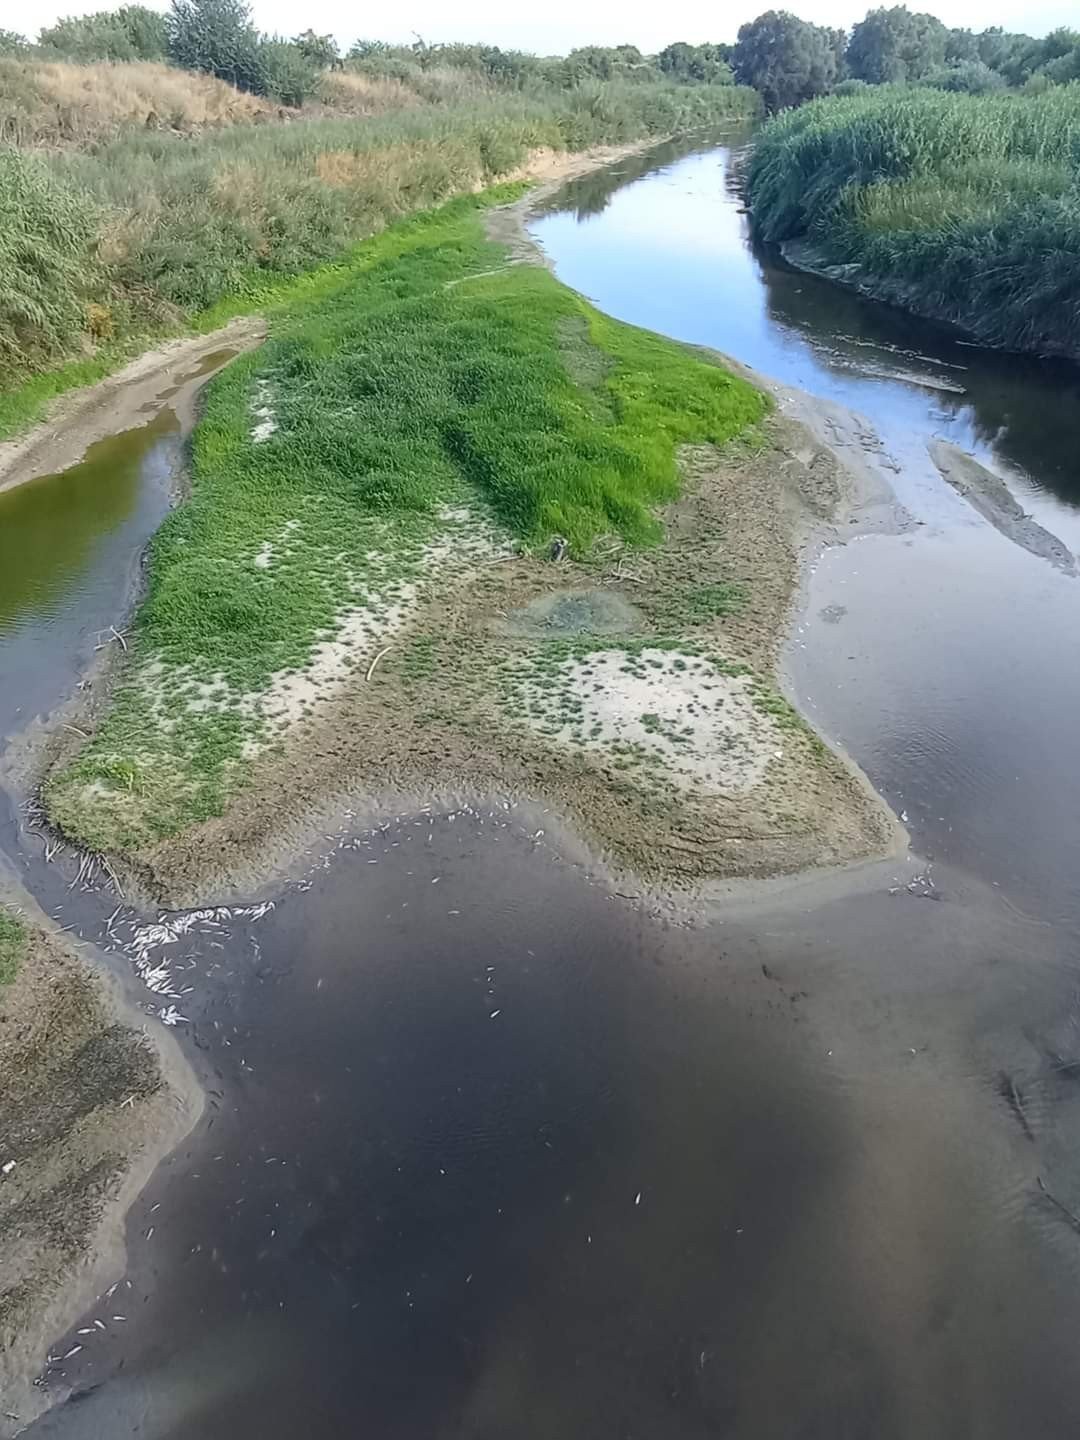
1037,1176 -> 1080,1234
366,647 -> 391,682
62,724 -> 90,739
110,627 -> 128,652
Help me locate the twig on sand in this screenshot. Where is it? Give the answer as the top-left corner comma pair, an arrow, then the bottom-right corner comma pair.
101,854 -> 125,899
366,647 -> 392,682
110,626 -> 128,652
62,724 -> 90,739
1037,1175 -> 1080,1234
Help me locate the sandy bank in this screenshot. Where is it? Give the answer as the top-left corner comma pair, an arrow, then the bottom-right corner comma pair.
928,438 -> 1075,574
0,890 -> 201,1437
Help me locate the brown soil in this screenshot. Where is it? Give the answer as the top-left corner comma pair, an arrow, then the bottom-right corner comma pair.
0,904 -> 201,1436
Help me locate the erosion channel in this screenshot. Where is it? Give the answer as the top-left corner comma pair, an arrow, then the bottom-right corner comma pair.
3,135 -> 1080,1438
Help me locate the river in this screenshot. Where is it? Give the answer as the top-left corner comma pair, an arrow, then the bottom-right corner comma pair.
6,137 -> 1080,1438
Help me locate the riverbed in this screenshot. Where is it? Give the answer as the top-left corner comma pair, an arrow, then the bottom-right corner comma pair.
6,137 -> 1080,1437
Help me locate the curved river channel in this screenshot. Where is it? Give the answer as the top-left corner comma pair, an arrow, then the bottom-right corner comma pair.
5,136 -> 1080,1438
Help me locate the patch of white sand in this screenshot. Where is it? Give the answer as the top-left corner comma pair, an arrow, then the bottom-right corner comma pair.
519,649 -> 782,795
250,379 -> 277,443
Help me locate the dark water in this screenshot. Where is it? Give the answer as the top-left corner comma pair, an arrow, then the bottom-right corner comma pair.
15,142 -> 1080,1437
22,816 -> 1080,1439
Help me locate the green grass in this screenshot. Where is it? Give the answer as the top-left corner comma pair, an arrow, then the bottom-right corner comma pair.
45,189 -> 765,852
0,907 -> 26,987
0,76 -> 756,436
747,84 -> 1080,357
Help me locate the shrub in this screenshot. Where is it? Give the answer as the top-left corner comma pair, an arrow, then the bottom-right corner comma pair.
254,38 -> 317,106
39,6 -> 167,61
0,146 -> 99,373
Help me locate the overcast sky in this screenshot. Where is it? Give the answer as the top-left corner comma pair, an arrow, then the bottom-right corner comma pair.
16,0 -> 1076,51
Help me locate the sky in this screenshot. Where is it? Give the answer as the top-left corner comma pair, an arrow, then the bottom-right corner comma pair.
14,0 -> 1076,52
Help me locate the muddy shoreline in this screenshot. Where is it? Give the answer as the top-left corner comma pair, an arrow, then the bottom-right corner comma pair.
0,321 -> 267,499
928,438 -> 1075,574
0,885 -> 202,1437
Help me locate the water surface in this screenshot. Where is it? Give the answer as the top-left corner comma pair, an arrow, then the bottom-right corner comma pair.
533,139 -> 1080,931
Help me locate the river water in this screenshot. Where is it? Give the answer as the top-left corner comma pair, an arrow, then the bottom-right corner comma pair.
9,139 -> 1080,1437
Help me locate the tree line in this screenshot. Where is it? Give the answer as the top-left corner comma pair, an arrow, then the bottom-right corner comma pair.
1,1 -> 1077,112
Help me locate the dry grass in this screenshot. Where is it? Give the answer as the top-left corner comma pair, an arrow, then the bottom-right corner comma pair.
314,70 -> 418,116
0,59 -> 276,148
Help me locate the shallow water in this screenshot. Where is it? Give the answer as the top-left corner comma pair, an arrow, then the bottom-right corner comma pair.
0,414 -> 178,747
22,816 -> 1080,1439
0,349 -> 239,752
13,140 -> 1080,1436
532,137 -> 1080,933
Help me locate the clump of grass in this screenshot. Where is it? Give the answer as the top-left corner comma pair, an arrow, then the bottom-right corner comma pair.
46,190 -> 765,852
747,84 -> 1080,358
0,146 -> 99,375
0,907 -> 26,987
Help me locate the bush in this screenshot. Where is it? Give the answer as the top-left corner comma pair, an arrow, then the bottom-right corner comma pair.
166,0 -> 263,90
254,38 -> 317,106
923,60 -> 1006,93
747,85 -> 1080,356
0,146 -> 99,373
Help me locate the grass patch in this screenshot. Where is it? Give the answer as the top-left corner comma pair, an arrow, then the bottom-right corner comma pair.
45,189 -> 765,853
0,907 -> 26,987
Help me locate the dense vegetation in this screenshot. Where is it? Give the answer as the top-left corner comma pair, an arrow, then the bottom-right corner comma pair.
748,84 -> 1080,357
3,0 -> 1078,395
730,8 -> 1080,109
46,191 -> 765,849
0,66 -> 754,414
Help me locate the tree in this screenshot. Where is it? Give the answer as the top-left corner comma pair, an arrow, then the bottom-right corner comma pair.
924,60 -> 1006,92
293,29 -> 339,69
847,6 -> 947,85
166,0 -> 262,89
0,29 -> 29,54
657,41 -> 734,84
38,5 -> 167,61
731,10 -> 840,111
564,45 -> 646,82
945,28 -> 980,63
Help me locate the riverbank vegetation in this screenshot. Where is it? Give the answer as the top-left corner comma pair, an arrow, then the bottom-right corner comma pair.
0,70 -> 752,412
747,84 -> 1080,358
45,189 -> 767,853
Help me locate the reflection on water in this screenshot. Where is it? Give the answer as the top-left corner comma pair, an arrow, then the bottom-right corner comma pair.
25,817 -> 1080,1439
0,411 -> 180,743
0,347 -> 240,748
532,140 -> 1080,534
